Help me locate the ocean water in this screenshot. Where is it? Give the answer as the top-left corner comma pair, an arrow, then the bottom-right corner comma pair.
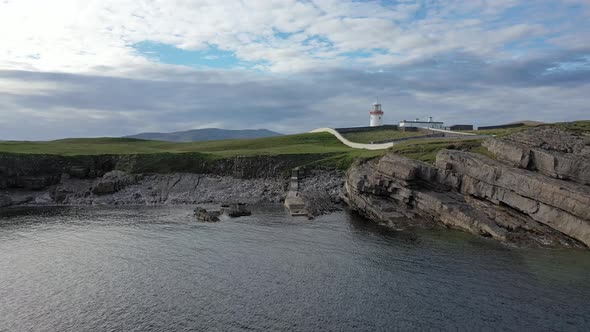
1,205 -> 589,331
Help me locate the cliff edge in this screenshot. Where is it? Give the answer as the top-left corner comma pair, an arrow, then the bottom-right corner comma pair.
344,126 -> 590,248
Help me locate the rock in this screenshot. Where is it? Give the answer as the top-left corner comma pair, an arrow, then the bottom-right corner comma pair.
19,176 -> 58,190
289,169 -> 344,217
92,171 -> 138,195
344,157 -> 505,239
0,192 -> 11,207
483,127 -> 590,185
194,207 -> 221,222
436,149 -> 590,221
68,166 -> 90,178
220,203 -> 252,217
343,146 -> 590,248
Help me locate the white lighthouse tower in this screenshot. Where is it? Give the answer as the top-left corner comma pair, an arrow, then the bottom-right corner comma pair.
369,103 -> 384,127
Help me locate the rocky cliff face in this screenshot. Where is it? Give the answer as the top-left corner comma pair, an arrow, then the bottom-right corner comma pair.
0,152 -> 342,208
483,127 -> 590,185
344,127 -> 590,248
0,152 -> 335,191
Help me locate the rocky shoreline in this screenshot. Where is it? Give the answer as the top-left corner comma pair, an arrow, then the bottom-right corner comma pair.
0,169 -> 344,211
343,127 -> 590,249
2,126 -> 589,249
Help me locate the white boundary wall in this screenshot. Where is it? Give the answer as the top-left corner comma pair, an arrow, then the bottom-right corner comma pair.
422,127 -> 477,136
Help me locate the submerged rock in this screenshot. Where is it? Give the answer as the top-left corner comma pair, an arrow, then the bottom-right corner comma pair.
194,207 -> 221,222
220,203 -> 252,217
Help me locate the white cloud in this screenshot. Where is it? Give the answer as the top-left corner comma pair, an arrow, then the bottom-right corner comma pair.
0,0 -> 581,74
0,0 -> 589,140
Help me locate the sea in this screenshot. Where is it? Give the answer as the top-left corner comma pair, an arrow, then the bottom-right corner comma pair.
1,205 -> 589,331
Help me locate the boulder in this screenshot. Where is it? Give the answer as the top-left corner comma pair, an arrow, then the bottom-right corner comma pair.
92,171 -> 138,195
0,192 -> 11,208
220,203 -> 251,217
194,207 -> 221,222
68,166 -> 90,179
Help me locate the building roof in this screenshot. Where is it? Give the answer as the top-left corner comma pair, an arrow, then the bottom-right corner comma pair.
400,120 -> 444,124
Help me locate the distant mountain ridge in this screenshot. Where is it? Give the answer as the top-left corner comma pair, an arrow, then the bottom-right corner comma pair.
125,128 -> 283,142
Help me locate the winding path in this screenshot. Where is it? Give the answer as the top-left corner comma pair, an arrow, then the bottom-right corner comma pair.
311,127 -> 489,150
310,128 -> 395,150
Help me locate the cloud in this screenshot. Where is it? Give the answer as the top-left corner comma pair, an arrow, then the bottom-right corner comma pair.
0,0 -> 589,139
1,46 -> 589,140
1,0 -> 588,73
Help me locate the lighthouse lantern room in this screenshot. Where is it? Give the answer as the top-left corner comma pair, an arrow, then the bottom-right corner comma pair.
369,103 -> 384,127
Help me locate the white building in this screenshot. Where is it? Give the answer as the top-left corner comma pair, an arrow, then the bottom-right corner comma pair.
369,103 -> 383,127
399,117 -> 444,129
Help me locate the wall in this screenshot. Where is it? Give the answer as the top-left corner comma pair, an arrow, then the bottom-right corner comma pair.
478,123 -> 525,130
450,125 -> 474,131
335,125 -> 398,133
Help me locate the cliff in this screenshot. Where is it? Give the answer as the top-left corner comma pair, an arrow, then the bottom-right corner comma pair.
344,127 -> 590,248
0,152 -> 337,190
0,152 -> 343,207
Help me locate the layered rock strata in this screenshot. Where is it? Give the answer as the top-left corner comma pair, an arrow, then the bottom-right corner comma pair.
483,127 -> 590,185
344,128 -> 590,248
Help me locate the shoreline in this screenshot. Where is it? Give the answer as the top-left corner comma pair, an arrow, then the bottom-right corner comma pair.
0,170 -> 345,213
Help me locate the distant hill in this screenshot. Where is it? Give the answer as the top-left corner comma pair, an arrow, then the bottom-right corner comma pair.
125,128 -> 283,142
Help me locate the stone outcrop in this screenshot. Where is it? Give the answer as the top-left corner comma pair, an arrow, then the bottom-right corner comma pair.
195,203 -> 252,221
284,168 -> 343,217
194,207 -> 221,222
92,171 -> 140,195
0,152 -> 340,193
0,192 -> 11,208
483,127 -> 590,185
220,203 -> 252,217
1,164 -> 342,214
344,127 -> 590,248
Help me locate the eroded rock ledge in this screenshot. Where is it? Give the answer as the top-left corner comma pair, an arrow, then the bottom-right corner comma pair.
344,128 -> 590,248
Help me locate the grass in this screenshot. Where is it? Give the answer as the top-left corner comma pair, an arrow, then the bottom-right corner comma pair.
0,132 -> 385,171
342,129 -> 425,143
302,149 -> 386,170
1,121 -> 586,171
396,120 -> 590,164
547,120 -> 590,135
387,138 -> 488,164
0,133 -> 353,157
463,120 -> 590,137
463,126 -> 529,137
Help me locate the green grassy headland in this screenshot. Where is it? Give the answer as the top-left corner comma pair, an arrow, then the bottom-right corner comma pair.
0,133 -> 385,170
341,129 -> 425,143
1,121 -> 587,170
0,133 -> 351,156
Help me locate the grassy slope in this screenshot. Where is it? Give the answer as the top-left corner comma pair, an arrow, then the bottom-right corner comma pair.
0,132 -> 386,170
342,129 -> 424,143
0,133 -> 352,156
1,121 -> 586,170
550,120 -> 590,135
387,138 -> 489,164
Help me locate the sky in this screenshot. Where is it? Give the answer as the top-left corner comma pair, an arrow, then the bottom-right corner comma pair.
0,0 -> 589,140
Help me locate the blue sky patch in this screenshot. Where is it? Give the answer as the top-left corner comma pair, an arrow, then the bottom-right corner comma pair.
133,41 -> 244,69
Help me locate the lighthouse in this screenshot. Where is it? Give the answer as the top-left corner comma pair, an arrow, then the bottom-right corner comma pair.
369,103 -> 383,127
